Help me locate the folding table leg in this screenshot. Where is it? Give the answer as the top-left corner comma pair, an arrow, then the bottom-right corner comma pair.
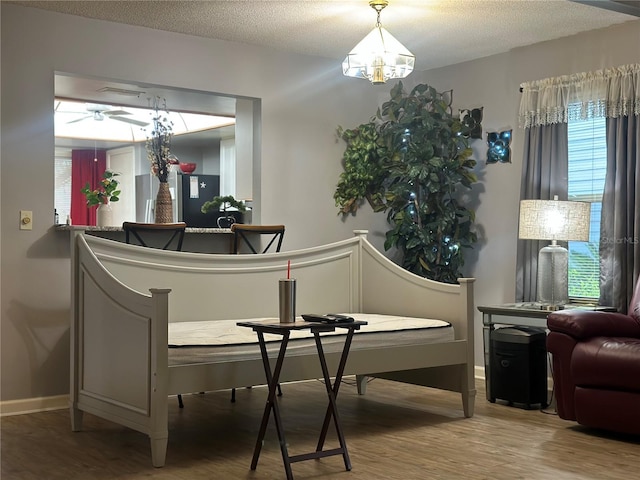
250,331 -> 294,480
313,327 -> 355,471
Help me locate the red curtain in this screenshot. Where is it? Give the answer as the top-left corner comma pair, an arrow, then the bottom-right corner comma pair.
70,149 -> 106,226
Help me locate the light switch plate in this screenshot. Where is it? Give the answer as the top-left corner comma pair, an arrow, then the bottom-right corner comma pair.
20,210 -> 33,230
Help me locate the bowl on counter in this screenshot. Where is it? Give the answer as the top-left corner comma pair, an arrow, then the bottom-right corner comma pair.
179,162 -> 197,174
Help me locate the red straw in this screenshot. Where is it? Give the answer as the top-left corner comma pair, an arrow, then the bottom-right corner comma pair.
287,260 -> 291,279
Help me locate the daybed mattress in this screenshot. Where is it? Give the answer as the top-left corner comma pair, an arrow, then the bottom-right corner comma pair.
168,313 -> 454,366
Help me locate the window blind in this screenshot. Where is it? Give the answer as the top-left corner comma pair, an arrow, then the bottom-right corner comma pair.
54,155 -> 72,223
567,114 -> 606,299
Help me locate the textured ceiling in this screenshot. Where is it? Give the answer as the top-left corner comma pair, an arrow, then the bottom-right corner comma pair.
9,0 -> 639,150
8,0 -> 640,71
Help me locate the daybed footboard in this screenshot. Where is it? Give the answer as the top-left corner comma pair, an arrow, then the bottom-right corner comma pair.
71,235 -> 171,467
357,234 -> 476,417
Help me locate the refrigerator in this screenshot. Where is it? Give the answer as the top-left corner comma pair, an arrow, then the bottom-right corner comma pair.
136,172 -> 221,227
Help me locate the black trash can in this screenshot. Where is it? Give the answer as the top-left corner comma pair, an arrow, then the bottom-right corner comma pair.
490,326 -> 547,409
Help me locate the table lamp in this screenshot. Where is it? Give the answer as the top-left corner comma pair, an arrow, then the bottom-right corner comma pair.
518,195 -> 591,310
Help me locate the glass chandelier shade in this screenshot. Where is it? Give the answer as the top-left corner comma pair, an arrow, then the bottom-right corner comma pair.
342,1 -> 415,85
518,196 -> 591,310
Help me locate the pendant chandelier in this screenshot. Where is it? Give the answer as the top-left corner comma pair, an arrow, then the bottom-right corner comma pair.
342,0 -> 415,85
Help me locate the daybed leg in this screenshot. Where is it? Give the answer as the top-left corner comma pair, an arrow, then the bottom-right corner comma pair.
70,406 -> 83,431
356,375 -> 368,395
177,394 -> 184,408
461,365 -> 476,418
461,388 -> 476,418
150,435 -> 168,468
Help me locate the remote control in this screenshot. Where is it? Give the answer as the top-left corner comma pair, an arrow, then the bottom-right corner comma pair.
302,314 -> 354,324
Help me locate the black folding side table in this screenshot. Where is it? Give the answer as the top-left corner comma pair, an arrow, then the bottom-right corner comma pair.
236,319 -> 367,480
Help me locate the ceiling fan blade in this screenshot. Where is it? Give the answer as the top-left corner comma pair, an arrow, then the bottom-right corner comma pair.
103,109 -> 131,116
109,116 -> 149,127
67,114 -> 92,124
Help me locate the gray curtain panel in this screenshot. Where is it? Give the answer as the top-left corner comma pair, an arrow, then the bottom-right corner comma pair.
515,123 -> 569,303
599,114 -> 640,313
518,64 -> 639,307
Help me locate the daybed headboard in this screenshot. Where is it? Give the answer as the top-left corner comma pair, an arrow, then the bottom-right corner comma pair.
78,232 -> 362,322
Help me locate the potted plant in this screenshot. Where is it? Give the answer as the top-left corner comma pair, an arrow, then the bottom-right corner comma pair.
335,82 -> 478,284
201,195 -> 247,228
81,170 -> 120,227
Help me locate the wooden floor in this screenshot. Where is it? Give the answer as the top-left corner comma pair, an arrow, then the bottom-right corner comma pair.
2,378 -> 639,479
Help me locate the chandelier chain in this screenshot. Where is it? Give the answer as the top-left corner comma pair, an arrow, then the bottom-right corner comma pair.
370,0 -> 388,27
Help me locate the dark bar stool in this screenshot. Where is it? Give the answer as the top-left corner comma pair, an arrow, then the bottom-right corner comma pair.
231,224 -> 285,254
122,222 -> 187,251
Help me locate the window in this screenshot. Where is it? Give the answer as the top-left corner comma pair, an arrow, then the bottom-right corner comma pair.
54,151 -> 72,223
567,112 -> 606,300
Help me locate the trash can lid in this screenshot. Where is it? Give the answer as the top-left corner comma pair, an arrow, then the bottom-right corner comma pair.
491,326 -> 546,343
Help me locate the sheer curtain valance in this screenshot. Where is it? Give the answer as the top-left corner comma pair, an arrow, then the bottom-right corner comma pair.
519,63 -> 640,128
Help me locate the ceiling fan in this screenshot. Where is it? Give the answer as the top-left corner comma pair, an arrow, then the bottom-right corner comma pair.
65,103 -> 149,127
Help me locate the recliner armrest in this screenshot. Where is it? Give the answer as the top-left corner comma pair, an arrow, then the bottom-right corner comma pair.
547,309 -> 640,340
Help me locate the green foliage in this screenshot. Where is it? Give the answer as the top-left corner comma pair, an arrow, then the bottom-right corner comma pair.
334,122 -> 387,214
201,195 -> 247,214
335,82 -> 478,284
81,170 -> 121,207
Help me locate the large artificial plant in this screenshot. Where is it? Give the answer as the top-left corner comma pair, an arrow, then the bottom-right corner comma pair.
335,82 -> 478,284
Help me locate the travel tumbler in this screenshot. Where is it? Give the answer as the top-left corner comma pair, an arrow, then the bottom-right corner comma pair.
279,278 -> 296,323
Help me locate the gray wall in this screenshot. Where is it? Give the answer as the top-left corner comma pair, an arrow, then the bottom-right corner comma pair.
419,20 -> 640,365
0,4 -> 386,403
1,3 -> 639,405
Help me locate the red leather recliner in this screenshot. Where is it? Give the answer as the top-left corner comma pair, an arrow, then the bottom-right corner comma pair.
546,278 -> 640,435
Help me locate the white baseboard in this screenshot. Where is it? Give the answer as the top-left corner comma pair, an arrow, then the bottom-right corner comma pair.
0,368 -> 531,417
0,394 -> 69,417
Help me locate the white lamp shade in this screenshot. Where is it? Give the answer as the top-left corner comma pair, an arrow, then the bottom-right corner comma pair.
342,26 -> 415,84
518,199 -> 591,242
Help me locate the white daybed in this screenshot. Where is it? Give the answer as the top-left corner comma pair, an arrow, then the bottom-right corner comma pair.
70,230 -> 476,467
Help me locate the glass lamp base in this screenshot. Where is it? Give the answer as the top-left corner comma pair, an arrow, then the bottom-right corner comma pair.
536,244 -> 568,309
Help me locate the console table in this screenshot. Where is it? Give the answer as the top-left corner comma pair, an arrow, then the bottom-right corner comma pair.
237,319 -> 367,480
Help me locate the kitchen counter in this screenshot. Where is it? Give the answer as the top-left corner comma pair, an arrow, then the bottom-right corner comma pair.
55,225 -> 232,234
